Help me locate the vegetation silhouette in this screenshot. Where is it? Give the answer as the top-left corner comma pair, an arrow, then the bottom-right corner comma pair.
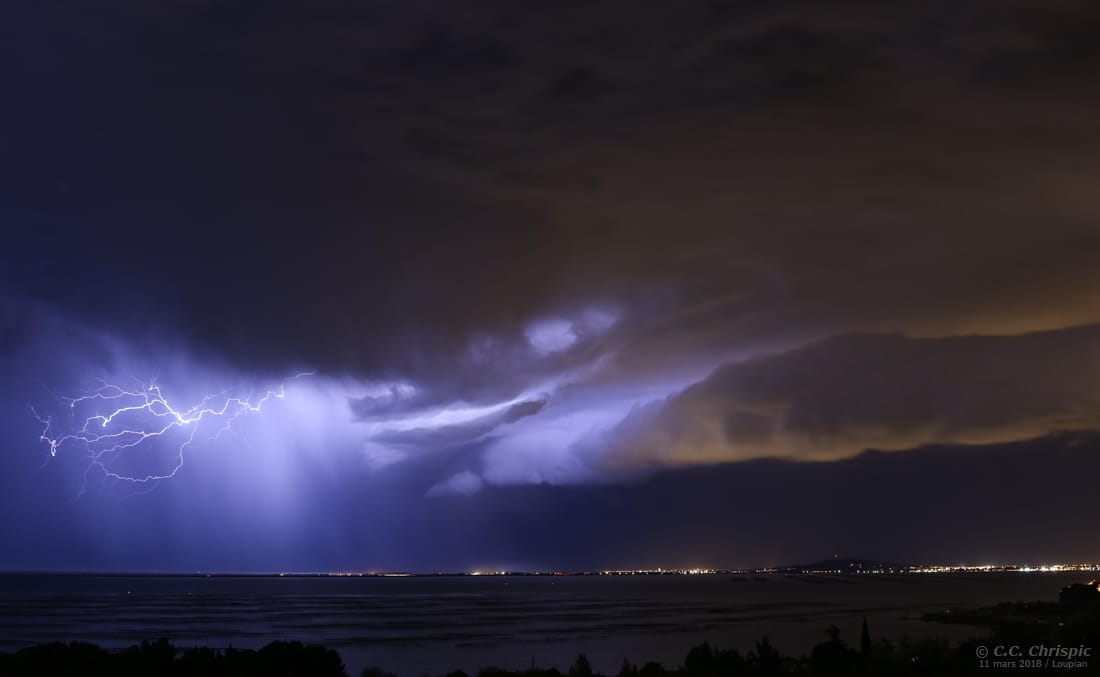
0,639 -> 345,676
1,585 -> 1097,676
858,617 -> 871,659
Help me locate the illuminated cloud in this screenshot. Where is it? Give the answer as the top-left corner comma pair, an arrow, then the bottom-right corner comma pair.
580,308 -> 618,336
602,325 -> 1100,469
26,292 -> 1100,505
525,318 -> 578,355
4,0 -> 1100,571
480,407 -> 614,486
10,304 -> 645,498
427,470 -> 483,497
361,441 -> 408,472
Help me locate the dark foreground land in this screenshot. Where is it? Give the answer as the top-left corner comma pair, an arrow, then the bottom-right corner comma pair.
2,583 -> 1097,677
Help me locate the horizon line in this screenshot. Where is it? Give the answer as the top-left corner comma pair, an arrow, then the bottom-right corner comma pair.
3,559 -> 1099,578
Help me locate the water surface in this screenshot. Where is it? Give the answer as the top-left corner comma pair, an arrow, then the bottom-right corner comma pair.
0,572 -> 1083,675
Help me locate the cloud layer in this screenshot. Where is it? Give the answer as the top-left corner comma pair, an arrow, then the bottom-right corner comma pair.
5,0 -> 1100,378
3,0 -> 1100,569
605,325 -> 1100,469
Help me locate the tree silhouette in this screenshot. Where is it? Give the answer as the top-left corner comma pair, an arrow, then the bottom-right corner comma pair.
749,636 -> 782,675
810,625 -> 859,674
1060,582 -> 1100,608
569,654 -> 593,677
860,617 -> 872,658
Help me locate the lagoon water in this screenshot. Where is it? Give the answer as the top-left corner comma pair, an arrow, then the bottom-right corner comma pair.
0,572 -> 1084,676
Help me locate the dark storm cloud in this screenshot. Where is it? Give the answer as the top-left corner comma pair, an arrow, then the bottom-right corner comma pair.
436,432 -> 1100,571
4,0 -> 1100,569
5,0 -> 1100,380
603,324 -> 1100,469
968,2 -> 1100,88
4,0 -> 1100,428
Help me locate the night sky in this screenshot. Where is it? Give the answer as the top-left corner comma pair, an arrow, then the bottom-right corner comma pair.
3,0 -> 1100,572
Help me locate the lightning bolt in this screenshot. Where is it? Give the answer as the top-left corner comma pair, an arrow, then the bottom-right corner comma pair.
31,372 -> 311,492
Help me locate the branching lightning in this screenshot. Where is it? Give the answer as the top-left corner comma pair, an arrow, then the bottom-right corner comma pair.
32,373 -> 311,491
